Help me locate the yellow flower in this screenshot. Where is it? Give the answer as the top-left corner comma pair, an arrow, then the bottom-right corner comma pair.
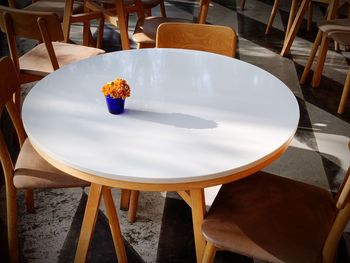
101,78 -> 131,99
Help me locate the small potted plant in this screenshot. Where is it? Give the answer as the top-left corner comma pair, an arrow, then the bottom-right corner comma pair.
101,78 -> 131,114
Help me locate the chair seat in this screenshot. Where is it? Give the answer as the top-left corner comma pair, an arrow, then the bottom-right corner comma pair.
14,139 -> 89,189
318,19 -> 350,33
24,0 -> 84,21
202,171 -> 336,263
133,16 -> 191,44
19,42 -> 105,77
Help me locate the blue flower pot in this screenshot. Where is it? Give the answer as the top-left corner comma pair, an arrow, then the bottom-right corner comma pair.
105,95 -> 125,114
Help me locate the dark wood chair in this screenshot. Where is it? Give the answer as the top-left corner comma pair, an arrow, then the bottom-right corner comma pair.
201,162 -> 350,262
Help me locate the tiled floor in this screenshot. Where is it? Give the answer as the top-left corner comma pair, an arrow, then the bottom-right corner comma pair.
1,0 -> 350,262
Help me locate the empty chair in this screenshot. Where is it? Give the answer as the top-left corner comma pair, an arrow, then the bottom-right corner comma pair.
0,56 -> 89,263
300,18 -> 350,114
0,5 -> 105,107
7,0 -> 84,21
125,23 -> 237,223
156,23 -> 237,57
7,0 -> 88,43
85,0 -> 144,50
201,164 -> 350,262
132,0 -> 211,48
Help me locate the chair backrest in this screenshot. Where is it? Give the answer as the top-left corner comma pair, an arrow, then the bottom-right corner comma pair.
322,155 -> 350,262
156,23 -> 237,57
0,57 -> 26,188
0,6 -> 64,74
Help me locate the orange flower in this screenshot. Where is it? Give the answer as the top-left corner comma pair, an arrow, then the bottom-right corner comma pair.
101,78 -> 131,99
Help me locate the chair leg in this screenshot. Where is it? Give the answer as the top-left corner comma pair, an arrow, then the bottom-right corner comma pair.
307,1 -> 313,32
312,34 -> 330,87
145,9 -> 152,17
240,0 -> 246,10
337,67 -> 350,114
7,186 -> 18,263
25,189 -> 35,213
128,190 -> 139,223
160,1 -> 167,17
300,30 -> 323,84
201,242 -> 217,263
265,0 -> 280,35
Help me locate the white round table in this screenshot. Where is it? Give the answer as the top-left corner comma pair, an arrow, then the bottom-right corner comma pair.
22,49 -> 299,263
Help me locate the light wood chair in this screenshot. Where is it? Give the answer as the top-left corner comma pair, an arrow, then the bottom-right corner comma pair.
201,164 -> 350,262
156,23 -> 237,57
85,0 -> 145,50
7,0 -> 84,21
125,23 -> 238,223
300,18 -> 350,114
0,56 -> 90,263
0,5 -> 105,107
132,0 -> 211,48
7,0 -> 86,43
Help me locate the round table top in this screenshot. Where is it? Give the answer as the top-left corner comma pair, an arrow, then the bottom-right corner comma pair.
22,49 -> 299,186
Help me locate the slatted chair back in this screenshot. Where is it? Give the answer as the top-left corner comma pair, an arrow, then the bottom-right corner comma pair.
156,23 -> 237,58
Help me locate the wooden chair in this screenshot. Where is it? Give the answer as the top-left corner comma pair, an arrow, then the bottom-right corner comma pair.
300,18 -> 350,114
0,5 -> 105,107
7,0 -> 84,21
0,56 -> 90,263
132,0 -> 211,48
124,23 -> 238,223
267,0 -> 349,36
7,0 -> 86,43
85,0 -> 145,50
156,23 -> 237,57
201,164 -> 350,262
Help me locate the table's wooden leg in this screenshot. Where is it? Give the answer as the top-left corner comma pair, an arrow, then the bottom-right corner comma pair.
128,190 -> 140,223
189,189 -> 206,263
103,188 -> 128,263
120,189 -> 131,210
74,183 -> 103,263
280,0 -> 310,56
